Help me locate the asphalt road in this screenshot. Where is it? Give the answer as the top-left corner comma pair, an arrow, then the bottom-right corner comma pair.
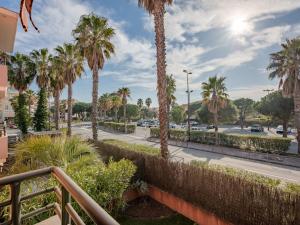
71,125 -> 300,184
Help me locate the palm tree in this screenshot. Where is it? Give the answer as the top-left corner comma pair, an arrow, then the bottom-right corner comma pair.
111,94 -> 122,121
99,93 -> 113,118
137,98 -> 143,119
202,76 -> 228,135
268,38 -> 300,153
145,98 -> 152,109
24,89 -> 37,117
8,53 -> 36,134
118,87 -> 131,133
138,0 -> 173,159
50,56 -> 65,130
73,14 -> 115,141
166,74 -> 176,136
55,44 -> 84,136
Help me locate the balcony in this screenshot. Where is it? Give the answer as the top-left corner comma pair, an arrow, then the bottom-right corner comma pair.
0,125 -> 7,166
0,167 -> 120,225
0,65 -> 8,99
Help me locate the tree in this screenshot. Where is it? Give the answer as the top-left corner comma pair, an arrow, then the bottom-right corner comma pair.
24,89 -> 37,119
166,74 -> 176,135
55,44 -> 84,136
171,105 -> 185,124
111,94 -> 122,121
233,98 -> 254,129
197,101 -> 238,125
73,102 -> 90,120
202,76 -> 228,135
256,91 -> 294,137
30,48 -> 52,130
138,0 -> 173,159
137,98 -> 143,119
50,56 -> 65,130
8,53 -> 35,134
33,88 -> 48,131
73,14 -> 115,141
99,93 -> 113,118
145,98 -> 152,109
118,87 -> 131,133
268,38 -> 300,151
118,104 -> 139,121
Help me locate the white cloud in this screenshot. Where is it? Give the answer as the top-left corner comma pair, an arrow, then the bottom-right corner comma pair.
228,84 -> 278,100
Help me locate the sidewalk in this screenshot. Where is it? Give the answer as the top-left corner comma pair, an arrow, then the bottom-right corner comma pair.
148,138 -> 300,168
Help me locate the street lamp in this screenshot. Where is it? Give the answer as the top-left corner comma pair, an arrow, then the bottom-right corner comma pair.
183,70 -> 193,141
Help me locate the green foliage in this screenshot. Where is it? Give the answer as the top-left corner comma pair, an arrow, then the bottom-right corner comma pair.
150,128 -> 291,154
33,88 -> 49,131
99,121 -> 136,133
171,105 -> 185,124
72,102 -> 91,119
197,101 -> 238,124
118,104 -> 139,120
16,93 -> 31,134
233,98 -> 255,128
103,139 -> 160,155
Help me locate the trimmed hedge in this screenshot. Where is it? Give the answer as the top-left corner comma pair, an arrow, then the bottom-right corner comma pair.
98,121 -> 136,134
150,128 -> 291,154
95,140 -> 300,225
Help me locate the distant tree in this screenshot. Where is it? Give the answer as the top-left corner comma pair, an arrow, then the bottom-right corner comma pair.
118,87 -> 131,133
233,98 -> 255,129
118,104 -> 139,121
256,91 -> 294,137
24,89 -> 37,120
171,105 -> 185,124
137,98 -> 143,119
145,98 -> 152,109
202,76 -> 228,133
166,74 -> 176,136
73,102 -> 90,120
33,88 -> 48,131
197,101 -> 238,125
98,93 -> 113,118
111,94 -> 122,121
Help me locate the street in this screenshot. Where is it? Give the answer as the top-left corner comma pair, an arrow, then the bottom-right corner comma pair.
71,124 -> 300,184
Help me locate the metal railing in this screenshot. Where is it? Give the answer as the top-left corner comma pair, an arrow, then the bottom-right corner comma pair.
0,123 -> 6,137
0,167 -> 120,225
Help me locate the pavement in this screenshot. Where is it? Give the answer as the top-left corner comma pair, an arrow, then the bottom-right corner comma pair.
71,125 -> 300,184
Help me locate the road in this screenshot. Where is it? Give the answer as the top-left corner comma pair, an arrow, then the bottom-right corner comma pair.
71,125 -> 300,184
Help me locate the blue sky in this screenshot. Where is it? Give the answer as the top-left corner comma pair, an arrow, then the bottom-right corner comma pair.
2,0 -> 300,106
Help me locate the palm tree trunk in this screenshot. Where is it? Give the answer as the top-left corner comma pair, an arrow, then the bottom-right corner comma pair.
114,108 -> 118,121
154,1 -> 169,159
214,112 -> 219,145
124,103 -> 127,133
167,103 -> 170,138
67,83 -> 72,136
92,57 -> 99,141
54,89 -> 60,130
283,120 -> 288,138
294,79 -> 300,153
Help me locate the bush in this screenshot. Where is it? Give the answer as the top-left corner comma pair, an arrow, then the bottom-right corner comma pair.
16,93 -> 30,134
95,140 -> 300,225
33,88 -> 49,131
150,128 -> 291,154
99,121 -> 136,133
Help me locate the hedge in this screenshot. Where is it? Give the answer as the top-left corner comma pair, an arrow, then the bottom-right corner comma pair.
95,140 -> 300,225
98,121 -> 136,134
150,128 -> 291,154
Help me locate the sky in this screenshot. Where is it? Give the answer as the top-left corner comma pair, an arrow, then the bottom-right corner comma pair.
2,0 -> 300,107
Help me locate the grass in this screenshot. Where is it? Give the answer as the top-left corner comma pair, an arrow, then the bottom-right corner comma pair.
118,214 -> 195,225
102,139 -> 160,156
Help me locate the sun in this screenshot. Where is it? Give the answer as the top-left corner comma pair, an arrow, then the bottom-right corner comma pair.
230,15 -> 252,36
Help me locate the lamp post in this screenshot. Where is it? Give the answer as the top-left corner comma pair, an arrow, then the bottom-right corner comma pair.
183,70 -> 193,141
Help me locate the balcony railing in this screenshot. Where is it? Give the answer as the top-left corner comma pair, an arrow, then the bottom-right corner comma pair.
0,167 -> 120,225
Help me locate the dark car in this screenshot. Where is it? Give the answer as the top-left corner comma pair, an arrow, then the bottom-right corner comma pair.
251,124 -> 264,132
206,124 -> 215,130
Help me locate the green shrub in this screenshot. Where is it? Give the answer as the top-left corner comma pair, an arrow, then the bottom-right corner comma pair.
150,128 -> 291,154
99,121 -> 136,133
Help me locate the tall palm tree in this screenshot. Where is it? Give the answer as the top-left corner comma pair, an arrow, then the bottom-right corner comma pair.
145,98 -> 152,109
202,76 -> 228,135
73,14 -> 115,141
8,53 -> 36,134
24,89 -> 37,117
98,93 -> 113,118
137,98 -> 143,119
166,74 -> 176,136
50,56 -> 65,130
111,94 -> 122,121
268,38 -> 300,153
118,87 -> 131,133
138,0 -> 173,159
55,44 -> 84,136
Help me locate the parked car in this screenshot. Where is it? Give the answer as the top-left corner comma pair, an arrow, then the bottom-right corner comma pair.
276,125 -> 291,134
137,120 -> 144,126
251,124 -> 264,132
191,126 -> 202,131
206,124 -> 215,130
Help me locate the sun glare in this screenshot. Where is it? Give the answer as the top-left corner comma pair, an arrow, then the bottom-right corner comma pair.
230,15 -> 252,36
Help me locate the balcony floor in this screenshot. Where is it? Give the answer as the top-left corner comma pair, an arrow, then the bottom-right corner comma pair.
35,216 -> 60,225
